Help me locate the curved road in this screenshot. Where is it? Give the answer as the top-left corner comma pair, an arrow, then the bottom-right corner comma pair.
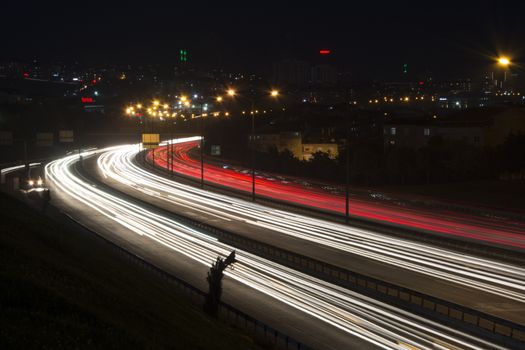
150,140 -> 525,250
45,144 -> 512,350
101,140 -> 525,313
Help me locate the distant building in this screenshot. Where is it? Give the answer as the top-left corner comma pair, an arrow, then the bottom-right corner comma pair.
383,108 -> 525,149
301,143 -> 338,160
273,60 -> 310,87
249,131 -> 338,160
0,89 -> 28,104
310,65 -> 337,86
383,123 -> 484,149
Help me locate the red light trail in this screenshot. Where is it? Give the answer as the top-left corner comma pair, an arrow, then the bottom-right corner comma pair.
148,141 -> 525,249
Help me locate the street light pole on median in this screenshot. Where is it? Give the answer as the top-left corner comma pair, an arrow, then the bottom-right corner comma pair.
200,103 -> 205,189
226,89 -> 279,202
250,99 -> 256,202
345,117 -> 350,224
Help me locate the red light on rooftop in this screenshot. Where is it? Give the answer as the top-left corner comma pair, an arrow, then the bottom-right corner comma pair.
92,79 -> 97,84
81,97 -> 94,103
319,49 -> 331,55
418,81 -> 425,85
23,72 -> 29,78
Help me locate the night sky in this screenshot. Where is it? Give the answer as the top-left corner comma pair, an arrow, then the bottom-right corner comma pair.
3,1 -> 525,79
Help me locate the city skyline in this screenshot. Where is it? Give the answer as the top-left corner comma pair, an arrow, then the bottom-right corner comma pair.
3,1 -> 525,79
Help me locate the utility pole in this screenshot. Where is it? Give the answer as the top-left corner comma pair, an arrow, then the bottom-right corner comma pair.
170,131 -> 174,177
345,114 -> 351,224
200,104 -> 205,188
250,99 -> 256,201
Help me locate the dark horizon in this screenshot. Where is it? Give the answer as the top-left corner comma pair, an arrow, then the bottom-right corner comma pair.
3,1 -> 525,79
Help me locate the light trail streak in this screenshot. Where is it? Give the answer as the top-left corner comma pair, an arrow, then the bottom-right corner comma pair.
151,140 -> 525,249
45,146 -> 509,350
98,144 -> 525,305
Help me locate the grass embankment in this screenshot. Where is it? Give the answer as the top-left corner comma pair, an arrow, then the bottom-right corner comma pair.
0,192 -> 259,349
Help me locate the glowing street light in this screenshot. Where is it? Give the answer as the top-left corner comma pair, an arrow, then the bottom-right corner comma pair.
216,96 -> 223,102
222,87 -> 281,201
498,57 -> 511,66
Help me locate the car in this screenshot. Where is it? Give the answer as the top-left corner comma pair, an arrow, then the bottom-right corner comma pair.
20,176 -> 46,193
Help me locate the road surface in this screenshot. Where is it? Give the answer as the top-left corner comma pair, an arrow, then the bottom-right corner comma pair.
150,139 -> 525,250
92,140 -> 525,325
44,145 -> 512,350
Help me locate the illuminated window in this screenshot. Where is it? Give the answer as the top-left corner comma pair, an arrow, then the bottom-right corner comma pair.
424,128 -> 430,136
390,127 -> 396,135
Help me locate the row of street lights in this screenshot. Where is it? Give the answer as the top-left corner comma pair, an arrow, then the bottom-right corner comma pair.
191,89 -> 280,200
126,55 -> 515,224
128,89 -> 281,199
125,88 -> 357,223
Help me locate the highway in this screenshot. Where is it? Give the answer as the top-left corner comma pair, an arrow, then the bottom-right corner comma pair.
150,140 -> 525,250
44,144 -> 512,349
97,140 -> 525,310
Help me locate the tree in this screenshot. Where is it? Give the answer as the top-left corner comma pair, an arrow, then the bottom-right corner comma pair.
306,151 -> 338,180
350,145 -> 383,185
497,133 -> 525,176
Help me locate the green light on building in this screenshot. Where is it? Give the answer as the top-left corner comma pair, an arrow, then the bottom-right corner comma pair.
180,49 -> 188,63
403,63 -> 408,74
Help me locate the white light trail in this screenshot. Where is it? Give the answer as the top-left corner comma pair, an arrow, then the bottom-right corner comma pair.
45,145 -> 511,350
98,144 -> 525,304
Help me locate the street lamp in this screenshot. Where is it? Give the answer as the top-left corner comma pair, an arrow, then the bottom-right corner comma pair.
226,89 -> 280,201
497,56 -> 512,91
184,94 -> 225,189
498,56 -> 511,67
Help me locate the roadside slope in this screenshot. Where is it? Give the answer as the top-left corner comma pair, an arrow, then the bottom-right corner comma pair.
0,192 -> 260,350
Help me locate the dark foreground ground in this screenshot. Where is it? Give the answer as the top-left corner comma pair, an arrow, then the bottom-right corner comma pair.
0,192 -> 260,349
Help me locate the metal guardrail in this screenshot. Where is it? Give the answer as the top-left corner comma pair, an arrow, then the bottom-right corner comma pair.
62,211 -> 312,350
138,151 -> 525,348
212,228 -> 525,348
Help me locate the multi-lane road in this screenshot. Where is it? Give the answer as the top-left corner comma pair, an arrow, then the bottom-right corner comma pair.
98,140 -> 525,323
149,140 -> 525,250
43,142 -> 521,349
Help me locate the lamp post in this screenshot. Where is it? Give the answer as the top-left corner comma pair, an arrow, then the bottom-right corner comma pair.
345,120 -> 350,224
182,95 -> 223,189
200,102 -> 204,188
497,56 -> 511,91
226,89 -> 279,201
344,106 -> 358,224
